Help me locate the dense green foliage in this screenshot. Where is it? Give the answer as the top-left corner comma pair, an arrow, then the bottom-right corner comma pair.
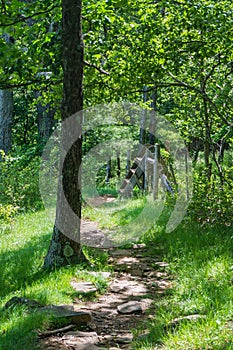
0,0 -> 233,348
0,0 -> 232,223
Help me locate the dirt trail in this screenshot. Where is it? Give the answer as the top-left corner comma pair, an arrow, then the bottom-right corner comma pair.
39,197 -> 172,349
39,244 -> 172,350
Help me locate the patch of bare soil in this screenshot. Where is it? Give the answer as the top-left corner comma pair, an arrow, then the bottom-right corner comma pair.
86,195 -> 116,207
80,195 -> 117,248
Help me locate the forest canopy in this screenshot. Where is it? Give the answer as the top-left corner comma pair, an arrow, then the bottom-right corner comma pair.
0,0 -> 232,225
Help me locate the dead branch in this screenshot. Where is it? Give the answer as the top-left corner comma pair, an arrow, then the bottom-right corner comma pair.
84,60 -> 110,75
0,4 -> 59,27
37,324 -> 76,338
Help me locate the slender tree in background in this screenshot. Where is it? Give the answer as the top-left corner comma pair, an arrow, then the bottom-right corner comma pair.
35,89 -> 56,144
44,0 -> 86,268
0,33 -> 13,155
0,89 -> 13,154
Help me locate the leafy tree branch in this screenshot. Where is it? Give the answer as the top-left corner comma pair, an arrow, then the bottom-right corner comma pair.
0,4 -> 59,27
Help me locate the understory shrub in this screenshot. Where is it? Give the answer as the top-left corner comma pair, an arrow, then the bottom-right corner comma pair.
0,148 -> 43,213
189,165 -> 233,226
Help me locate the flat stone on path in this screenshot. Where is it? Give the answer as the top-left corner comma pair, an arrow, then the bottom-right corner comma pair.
115,332 -> 133,344
110,283 -> 127,293
70,281 -> 97,294
117,301 -> 142,314
64,330 -> 98,338
153,261 -> 170,268
62,331 -> 98,346
110,278 -> 148,296
110,249 -> 133,257
40,305 -> 92,325
133,243 -> 146,249
87,271 -> 111,279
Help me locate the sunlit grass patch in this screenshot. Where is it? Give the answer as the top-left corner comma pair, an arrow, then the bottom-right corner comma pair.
0,210 -> 110,350
133,221 -> 233,349
161,318 -> 233,350
82,196 -> 147,229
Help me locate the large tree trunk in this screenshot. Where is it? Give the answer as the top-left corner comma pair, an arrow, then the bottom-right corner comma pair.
0,90 -> 13,154
44,0 -> 86,268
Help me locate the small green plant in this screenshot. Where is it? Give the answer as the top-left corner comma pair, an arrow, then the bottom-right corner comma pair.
189,165 -> 233,227
0,204 -> 18,228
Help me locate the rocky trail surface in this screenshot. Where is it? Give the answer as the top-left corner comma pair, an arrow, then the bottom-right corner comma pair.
39,240 -> 172,350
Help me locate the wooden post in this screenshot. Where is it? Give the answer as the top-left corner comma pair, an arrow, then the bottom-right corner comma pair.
117,150 -> 121,179
126,149 -> 131,175
165,140 -> 170,152
106,156 -> 111,184
153,144 -> 160,200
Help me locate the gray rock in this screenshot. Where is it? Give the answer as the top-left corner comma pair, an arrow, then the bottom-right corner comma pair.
153,261 -> 169,268
4,296 -> 43,309
65,330 -> 98,338
132,243 -> 146,249
70,281 -> 97,294
117,301 -> 142,314
168,314 -> 207,329
99,334 -> 115,343
40,305 -> 92,325
110,249 -> 132,257
115,332 -> 133,343
62,331 -> 98,349
110,283 -> 127,293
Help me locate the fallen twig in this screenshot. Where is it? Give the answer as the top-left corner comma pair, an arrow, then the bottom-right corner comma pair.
37,324 -> 76,338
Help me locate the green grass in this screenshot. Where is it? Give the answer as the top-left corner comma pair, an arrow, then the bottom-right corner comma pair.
0,211 -> 110,350
1,198 -> 233,350
133,218 -> 233,349
83,195 -> 147,229
82,195 -> 164,245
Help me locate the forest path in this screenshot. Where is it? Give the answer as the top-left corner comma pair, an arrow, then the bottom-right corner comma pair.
39,235 -> 172,350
